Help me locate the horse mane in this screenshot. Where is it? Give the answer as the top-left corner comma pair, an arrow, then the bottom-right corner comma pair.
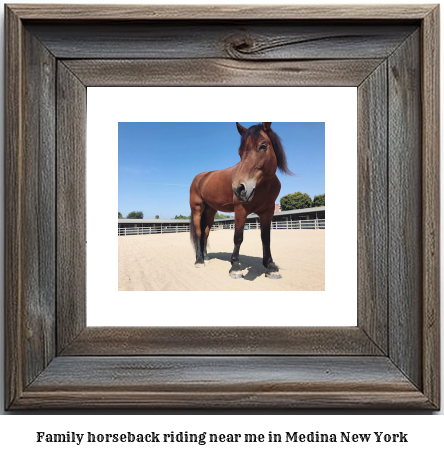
240,124 -> 294,176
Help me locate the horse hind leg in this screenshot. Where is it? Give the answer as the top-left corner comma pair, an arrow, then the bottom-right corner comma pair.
202,206 -> 217,261
190,205 -> 205,268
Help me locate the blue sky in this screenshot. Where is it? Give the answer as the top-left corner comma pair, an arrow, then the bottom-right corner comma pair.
118,122 -> 324,219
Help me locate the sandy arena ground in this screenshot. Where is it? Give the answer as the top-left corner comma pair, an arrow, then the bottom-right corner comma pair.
119,229 -> 325,291
118,230 -> 325,291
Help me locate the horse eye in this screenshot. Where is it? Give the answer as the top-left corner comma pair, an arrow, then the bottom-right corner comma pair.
259,144 -> 267,151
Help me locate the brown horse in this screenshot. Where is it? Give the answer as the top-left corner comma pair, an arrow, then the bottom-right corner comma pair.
189,122 -> 293,279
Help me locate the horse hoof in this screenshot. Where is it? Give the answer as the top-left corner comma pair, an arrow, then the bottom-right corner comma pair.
266,271 -> 282,279
230,271 -> 243,279
229,266 -> 243,279
195,262 -> 205,268
204,255 -> 210,261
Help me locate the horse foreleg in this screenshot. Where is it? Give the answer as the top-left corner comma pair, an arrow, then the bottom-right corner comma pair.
258,209 -> 282,279
229,208 -> 247,279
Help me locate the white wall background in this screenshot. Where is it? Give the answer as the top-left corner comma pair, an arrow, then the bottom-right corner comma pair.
0,0 -> 442,440
87,86 -> 357,327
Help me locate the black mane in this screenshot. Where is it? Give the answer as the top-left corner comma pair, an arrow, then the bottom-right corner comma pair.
239,124 -> 294,176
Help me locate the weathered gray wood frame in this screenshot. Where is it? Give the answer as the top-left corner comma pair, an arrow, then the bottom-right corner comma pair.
5,4 -> 440,409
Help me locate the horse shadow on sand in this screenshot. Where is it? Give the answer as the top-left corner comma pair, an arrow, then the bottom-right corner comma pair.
206,252 -> 271,281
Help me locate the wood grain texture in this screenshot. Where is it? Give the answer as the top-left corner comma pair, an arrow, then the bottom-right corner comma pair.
5,8 -> 58,409
388,31 -> 422,389
421,6 -> 440,409
56,62 -> 87,353
63,59 -> 383,87
7,4 -> 435,20
61,327 -> 382,356
28,356 -> 419,391
357,62 -> 388,354
13,356 -> 433,409
27,22 -> 416,60
21,28 -> 57,387
15,390 -> 433,410
4,4 -> 24,410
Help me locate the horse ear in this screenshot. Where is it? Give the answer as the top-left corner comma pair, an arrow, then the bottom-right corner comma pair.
262,122 -> 272,133
236,122 -> 247,135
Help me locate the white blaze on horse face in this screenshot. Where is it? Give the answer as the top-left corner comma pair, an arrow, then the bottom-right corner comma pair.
232,178 -> 256,202
232,152 -> 258,201
243,180 -> 256,202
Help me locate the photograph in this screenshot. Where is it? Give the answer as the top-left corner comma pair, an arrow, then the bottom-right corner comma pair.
118,122 -> 325,292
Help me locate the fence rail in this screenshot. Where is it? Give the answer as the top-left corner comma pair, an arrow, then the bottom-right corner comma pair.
118,219 -> 325,236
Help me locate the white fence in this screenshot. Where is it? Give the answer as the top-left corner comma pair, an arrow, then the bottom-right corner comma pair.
118,225 -> 190,236
118,219 -> 325,236
217,219 -> 325,231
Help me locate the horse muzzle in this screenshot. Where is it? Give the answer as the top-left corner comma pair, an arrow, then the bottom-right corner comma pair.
233,182 -> 256,203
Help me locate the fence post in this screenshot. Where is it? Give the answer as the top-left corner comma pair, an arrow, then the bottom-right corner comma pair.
299,220 -> 301,229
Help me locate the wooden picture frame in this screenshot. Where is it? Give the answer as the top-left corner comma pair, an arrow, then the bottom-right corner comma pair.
5,4 -> 440,409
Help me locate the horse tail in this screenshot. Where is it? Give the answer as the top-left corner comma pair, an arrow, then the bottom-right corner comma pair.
190,212 -> 198,253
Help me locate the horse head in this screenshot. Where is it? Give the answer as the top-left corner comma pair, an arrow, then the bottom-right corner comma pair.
232,122 -> 288,203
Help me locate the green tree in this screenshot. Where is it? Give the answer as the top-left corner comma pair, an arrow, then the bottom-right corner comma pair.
214,212 -> 231,219
174,214 -> 191,219
118,212 -> 123,219
280,192 -> 313,211
155,215 -> 160,219
313,193 -> 325,207
127,211 -> 143,219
